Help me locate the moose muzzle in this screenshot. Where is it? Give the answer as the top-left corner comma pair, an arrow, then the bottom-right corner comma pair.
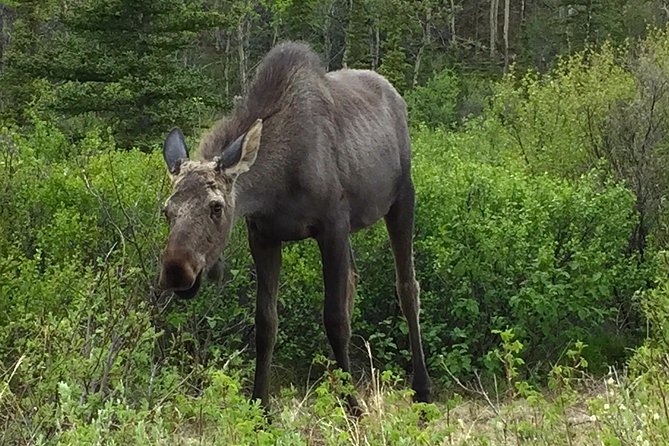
159,247 -> 204,299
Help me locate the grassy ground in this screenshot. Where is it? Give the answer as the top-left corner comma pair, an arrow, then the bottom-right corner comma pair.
3,344 -> 669,444
164,357 -> 669,446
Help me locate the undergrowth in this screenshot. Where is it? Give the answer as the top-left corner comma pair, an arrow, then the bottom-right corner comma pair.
3,333 -> 669,445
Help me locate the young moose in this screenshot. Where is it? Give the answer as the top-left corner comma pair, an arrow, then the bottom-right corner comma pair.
158,42 -> 430,413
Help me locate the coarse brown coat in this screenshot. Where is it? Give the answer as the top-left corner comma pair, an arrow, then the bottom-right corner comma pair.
158,41 -> 430,413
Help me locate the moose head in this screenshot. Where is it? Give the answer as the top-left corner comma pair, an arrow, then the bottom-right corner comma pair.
158,120 -> 262,298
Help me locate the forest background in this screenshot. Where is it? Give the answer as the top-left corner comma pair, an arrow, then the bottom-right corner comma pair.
2,1 -> 669,444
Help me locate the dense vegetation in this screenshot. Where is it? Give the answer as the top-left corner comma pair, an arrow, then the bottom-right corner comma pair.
2,0 -> 669,444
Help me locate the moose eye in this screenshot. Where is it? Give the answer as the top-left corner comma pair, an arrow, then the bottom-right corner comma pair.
210,202 -> 223,218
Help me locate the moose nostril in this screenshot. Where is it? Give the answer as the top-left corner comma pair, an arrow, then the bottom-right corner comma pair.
161,259 -> 197,290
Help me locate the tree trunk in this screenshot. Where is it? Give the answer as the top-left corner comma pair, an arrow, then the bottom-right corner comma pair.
0,5 -> 5,73
370,22 -> 380,70
413,45 -> 424,88
586,0 -> 594,45
237,18 -> 248,95
489,0 -> 498,62
224,33 -> 230,101
214,24 -> 223,52
503,0 -> 510,72
412,7 -> 431,87
342,0 -> 354,68
323,3 -> 333,70
271,4 -> 281,48
450,0 -> 456,45
272,22 -> 279,47
474,0 -> 480,56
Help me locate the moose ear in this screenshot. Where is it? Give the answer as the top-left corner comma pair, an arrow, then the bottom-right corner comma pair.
163,128 -> 189,175
216,119 -> 262,178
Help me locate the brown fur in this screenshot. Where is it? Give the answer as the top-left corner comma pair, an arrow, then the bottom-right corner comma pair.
159,41 -> 431,413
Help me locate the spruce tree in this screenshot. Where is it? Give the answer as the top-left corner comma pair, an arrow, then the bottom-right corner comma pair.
2,0 -> 220,148
378,30 -> 408,93
342,0 -> 371,69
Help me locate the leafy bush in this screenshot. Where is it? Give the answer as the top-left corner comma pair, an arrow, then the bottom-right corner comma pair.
349,129 -> 646,383
490,30 -> 669,253
583,251 -> 669,445
406,69 -> 461,129
491,44 -> 636,178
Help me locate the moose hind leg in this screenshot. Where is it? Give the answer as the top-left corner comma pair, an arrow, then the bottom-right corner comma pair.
247,221 -> 282,411
318,225 -> 361,415
384,181 -> 431,403
347,244 -> 358,322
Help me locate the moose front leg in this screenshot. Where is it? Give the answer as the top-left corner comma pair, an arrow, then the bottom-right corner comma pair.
317,224 -> 361,415
247,221 -> 282,411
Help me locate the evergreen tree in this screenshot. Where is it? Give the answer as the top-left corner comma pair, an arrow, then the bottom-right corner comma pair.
1,0 -> 220,148
342,0 -> 371,69
0,0 -> 59,120
378,30 -> 408,93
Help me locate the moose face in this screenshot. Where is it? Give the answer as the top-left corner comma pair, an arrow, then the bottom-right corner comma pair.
158,120 -> 262,299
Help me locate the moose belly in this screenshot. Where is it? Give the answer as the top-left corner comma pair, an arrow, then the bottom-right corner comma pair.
249,214 -> 319,242
348,196 -> 393,232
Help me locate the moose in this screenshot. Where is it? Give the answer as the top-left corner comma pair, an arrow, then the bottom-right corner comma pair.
158,41 -> 430,413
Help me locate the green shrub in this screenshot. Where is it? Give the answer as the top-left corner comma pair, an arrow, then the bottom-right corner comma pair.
406,69 -> 461,129
490,45 -> 637,178
489,30 -> 669,254
585,251 -> 669,445
352,129 -> 646,383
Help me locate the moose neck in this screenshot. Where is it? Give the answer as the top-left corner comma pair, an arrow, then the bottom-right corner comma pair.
231,172 -> 265,222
